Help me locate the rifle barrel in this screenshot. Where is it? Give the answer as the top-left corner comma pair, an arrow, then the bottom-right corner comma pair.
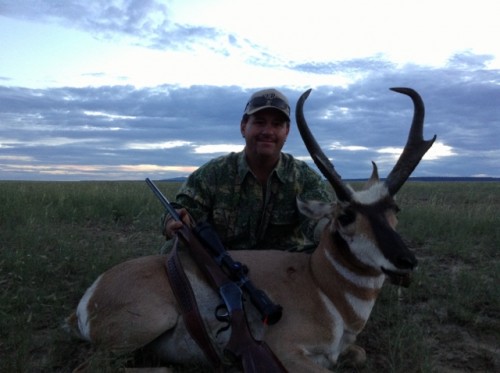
145,178 -> 181,222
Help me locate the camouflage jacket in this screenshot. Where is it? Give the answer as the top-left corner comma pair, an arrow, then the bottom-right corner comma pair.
173,151 -> 332,252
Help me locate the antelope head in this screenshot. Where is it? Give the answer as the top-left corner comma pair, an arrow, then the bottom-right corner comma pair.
296,88 -> 436,287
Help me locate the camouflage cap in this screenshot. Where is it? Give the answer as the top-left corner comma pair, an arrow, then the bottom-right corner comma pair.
243,88 -> 290,121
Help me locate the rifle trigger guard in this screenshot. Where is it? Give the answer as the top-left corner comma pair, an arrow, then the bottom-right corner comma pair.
215,304 -> 230,322
215,304 -> 231,337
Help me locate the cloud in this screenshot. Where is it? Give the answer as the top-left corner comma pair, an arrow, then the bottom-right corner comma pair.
194,144 -> 244,154
378,142 -> 456,161
126,140 -> 192,150
1,55 -> 498,181
328,142 -> 370,152
1,0 -> 223,52
0,0 -> 499,181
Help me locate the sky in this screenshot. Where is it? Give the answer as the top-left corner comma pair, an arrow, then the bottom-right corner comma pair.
0,0 -> 499,181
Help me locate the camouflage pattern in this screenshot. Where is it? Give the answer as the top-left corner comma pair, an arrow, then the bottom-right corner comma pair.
174,151 -> 332,252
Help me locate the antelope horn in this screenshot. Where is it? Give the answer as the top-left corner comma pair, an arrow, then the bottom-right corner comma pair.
295,89 -> 353,202
385,87 -> 437,195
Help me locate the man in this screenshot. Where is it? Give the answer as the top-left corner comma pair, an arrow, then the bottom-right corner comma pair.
163,88 -> 332,252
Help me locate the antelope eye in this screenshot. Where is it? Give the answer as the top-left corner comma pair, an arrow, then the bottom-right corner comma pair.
338,209 -> 356,226
391,203 -> 401,214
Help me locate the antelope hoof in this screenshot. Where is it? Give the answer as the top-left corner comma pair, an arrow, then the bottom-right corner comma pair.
339,344 -> 367,367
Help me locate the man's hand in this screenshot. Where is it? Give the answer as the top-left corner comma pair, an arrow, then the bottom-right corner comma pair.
163,208 -> 193,239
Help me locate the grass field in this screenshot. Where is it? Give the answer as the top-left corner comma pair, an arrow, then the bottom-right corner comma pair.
1,180 -> 499,372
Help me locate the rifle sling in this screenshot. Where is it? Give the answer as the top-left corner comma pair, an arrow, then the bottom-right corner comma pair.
165,237 -> 223,371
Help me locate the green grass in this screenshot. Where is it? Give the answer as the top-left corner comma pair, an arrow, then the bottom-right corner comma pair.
354,182 -> 500,373
0,180 -> 177,372
1,180 -> 499,372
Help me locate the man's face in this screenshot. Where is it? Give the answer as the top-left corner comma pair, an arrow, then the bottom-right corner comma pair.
241,109 -> 290,160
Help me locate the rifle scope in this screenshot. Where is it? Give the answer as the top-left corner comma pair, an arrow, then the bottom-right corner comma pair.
194,222 -> 283,325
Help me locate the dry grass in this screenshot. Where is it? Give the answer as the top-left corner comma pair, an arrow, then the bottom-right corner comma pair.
1,180 -> 498,372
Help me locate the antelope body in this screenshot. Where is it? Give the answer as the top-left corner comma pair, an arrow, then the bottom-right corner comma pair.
67,88 -> 435,372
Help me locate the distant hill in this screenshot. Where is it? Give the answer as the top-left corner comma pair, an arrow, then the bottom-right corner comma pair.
346,176 -> 500,182
408,176 -> 499,182
161,177 -> 188,182
162,176 -> 499,183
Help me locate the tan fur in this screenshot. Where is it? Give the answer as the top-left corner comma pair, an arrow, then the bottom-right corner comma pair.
68,87 -> 431,371
310,230 -> 381,332
69,255 -> 180,352
68,190 -> 413,372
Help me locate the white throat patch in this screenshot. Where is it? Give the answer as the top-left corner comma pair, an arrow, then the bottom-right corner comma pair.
351,182 -> 389,205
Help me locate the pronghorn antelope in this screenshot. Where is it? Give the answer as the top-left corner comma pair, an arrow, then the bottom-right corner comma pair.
66,88 -> 435,372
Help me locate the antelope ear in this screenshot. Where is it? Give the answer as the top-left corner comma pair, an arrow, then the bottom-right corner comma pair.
364,161 -> 380,189
297,198 -> 335,220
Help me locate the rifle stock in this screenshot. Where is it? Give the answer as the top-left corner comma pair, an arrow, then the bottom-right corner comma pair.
224,309 -> 288,372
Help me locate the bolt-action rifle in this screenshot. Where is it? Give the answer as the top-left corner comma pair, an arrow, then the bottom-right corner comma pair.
146,178 -> 286,372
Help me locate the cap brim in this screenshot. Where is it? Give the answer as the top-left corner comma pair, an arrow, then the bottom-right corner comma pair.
246,106 -> 290,121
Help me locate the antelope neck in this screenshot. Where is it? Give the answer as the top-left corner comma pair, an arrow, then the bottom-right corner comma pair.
310,230 -> 384,332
